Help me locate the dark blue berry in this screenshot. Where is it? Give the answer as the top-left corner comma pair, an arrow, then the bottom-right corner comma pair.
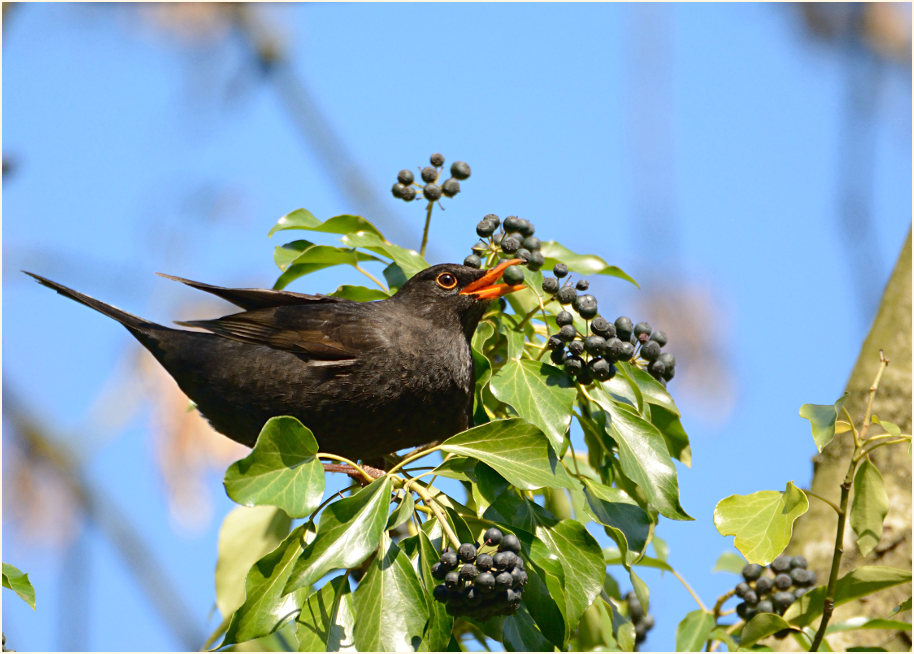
495,572 -> 513,591
649,330 -> 668,347
774,573 -> 792,590
432,561 -> 446,579
757,599 -> 774,614
556,286 -> 577,305
641,340 -> 662,362
789,556 -> 808,570
590,357 -> 615,381
573,294 -> 598,319
568,340 -> 584,355
755,577 -> 773,594
441,178 -> 460,197
440,550 -> 458,569
542,277 -> 559,294
445,570 -> 460,588
591,316 -> 615,338
771,556 -> 791,573
433,584 -> 449,602
735,582 -> 750,598
429,153 -> 445,167
648,359 -> 666,380
397,169 -> 414,185
516,219 -> 534,237
421,166 -> 438,182
499,533 -> 521,553
550,347 -> 566,365
522,236 -> 541,251
515,248 -> 532,263
547,335 -> 564,350
620,341 -> 635,360
553,263 -> 569,278
502,265 -> 525,285
391,182 -> 406,198
458,543 -> 477,562
501,235 -> 521,253
484,527 -> 503,546
584,335 -> 607,356
772,591 -> 795,612
475,572 -> 495,593
459,563 -> 479,581
564,356 -> 584,375
742,563 -> 764,581
476,553 -> 494,571
400,185 -> 416,201
450,161 -> 471,179
503,215 -> 522,232
464,254 -> 482,268
556,310 -> 574,326
614,316 -> 634,341
423,183 -> 442,201
576,279 -> 589,291
526,251 -> 545,271
476,219 -> 497,237
634,322 -> 652,341
558,324 -> 577,341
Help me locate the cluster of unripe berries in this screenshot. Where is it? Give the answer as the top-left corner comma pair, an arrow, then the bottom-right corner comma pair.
464,214 -> 545,282
734,557 -> 817,637
625,591 -> 655,646
431,527 -> 527,619
391,153 -> 471,203
542,264 -> 676,385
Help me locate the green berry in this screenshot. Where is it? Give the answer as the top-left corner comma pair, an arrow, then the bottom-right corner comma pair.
464,254 -> 482,268
502,265 -> 525,285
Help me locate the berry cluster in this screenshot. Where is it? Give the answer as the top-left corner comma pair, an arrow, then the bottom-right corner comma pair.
734,557 -> 817,636
391,153 -> 471,203
464,214 -> 545,279
625,591 -> 655,646
431,527 -> 527,619
542,264 -> 676,386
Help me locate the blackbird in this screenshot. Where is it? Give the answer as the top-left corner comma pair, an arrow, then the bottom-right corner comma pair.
25,261 -> 524,461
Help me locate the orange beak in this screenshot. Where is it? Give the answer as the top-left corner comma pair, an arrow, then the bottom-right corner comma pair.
459,259 -> 526,301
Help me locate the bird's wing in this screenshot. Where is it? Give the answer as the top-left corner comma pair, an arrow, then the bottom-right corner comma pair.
176,304 -> 389,361
157,273 -> 349,311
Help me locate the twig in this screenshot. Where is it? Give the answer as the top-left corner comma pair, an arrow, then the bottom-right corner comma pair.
420,200 -> 434,258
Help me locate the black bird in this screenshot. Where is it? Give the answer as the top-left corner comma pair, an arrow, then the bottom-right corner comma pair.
25,261 -> 523,461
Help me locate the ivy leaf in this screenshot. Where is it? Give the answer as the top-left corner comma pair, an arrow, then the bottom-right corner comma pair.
352,534 -> 428,652
713,482 -> 809,564
386,492 -> 415,531
581,479 -> 651,559
222,525 -> 309,646
284,477 -> 392,595
540,241 -> 638,287
740,613 -> 797,648
799,394 -> 848,453
522,558 -> 567,648
269,209 -> 384,238
223,416 -> 325,519
341,231 -> 429,278
439,419 -> 578,490
490,359 -> 577,452
503,605 -> 558,652
530,519 -> 606,635
618,363 -> 691,465
215,506 -> 292,618
784,566 -> 913,627
675,609 -> 716,652
295,575 -> 357,652
413,530 -> 454,652
826,617 -> 914,634
2,562 -> 36,610
273,244 -> 385,290
589,386 -> 692,520
328,285 -> 390,301
850,459 -> 890,557
712,551 -> 748,575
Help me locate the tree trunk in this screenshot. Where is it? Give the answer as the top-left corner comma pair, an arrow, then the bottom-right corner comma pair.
788,227 -> 911,651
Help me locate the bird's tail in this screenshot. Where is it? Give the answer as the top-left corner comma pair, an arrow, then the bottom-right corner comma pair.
24,271 -> 161,333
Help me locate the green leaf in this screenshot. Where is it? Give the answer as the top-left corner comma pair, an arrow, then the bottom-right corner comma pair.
503,605 -> 558,651
222,525 -> 309,646
2,562 -> 36,610
489,359 -> 577,453
618,363 -> 691,465
871,417 -> 901,437
589,386 -> 692,520
581,479 -> 651,559
269,209 -> 384,238
531,519 -> 606,634
784,566 -> 913,627
386,492 -> 415,531
826,617 -> 913,634
439,419 -> 578,491
295,575 -> 356,651
540,241 -> 638,287
675,609 -> 715,652
273,244 -> 385,290
522,560 -> 568,648
215,506 -> 292,618
712,551 -> 748,575
740,613 -> 796,648
713,482 -> 809,564
708,626 -> 740,652
284,477 -> 392,595
341,231 -> 429,278
629,567 -> 650,613
413,530 -> 454,652
850,459 -> 890,557
223,416 -> 325,519
352,534 -> 428,652
328,284 -> 390,301
892,596 -> 912,615
799,394 -> 848,453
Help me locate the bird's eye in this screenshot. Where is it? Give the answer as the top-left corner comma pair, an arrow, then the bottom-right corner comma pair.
436,272 -> 458,290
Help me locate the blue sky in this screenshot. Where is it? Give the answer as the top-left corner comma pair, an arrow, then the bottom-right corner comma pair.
3,3 -> 910,651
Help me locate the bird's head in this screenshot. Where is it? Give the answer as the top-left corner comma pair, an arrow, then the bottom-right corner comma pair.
392,259 -> 525,339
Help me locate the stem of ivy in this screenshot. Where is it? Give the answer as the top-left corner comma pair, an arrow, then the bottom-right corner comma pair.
803,489 -> 842,515
420,200 -> 434,257
809,351 -> 889,652
354,263 -> 388,291
386,444 -> 443,477
409,481 -> 460,550
671,567 -> 707,612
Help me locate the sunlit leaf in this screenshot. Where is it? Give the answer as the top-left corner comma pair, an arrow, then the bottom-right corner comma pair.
295,575 -> 357,652
784,566 -> 912,627
490,359 -> 576,452
799,394 -> 848,453
540,241 -> 638,287
223,416 -> 324,519
328,284 -> 390,301
284,477 -> 392,595
386,492 -> 415,531
215,506 -> 292,618
826,617 -> 913,634
269,209 -> 384,238
581,479 -> 651,559
273,244 -> 384,289
740,612 -> 796,648
2,562 -> 36,610
352,534 -> 428,652
850,459 -> 889,557
440,419 -> 578,490
342,231 -> 429,278
713,482 -> 809,564
675,610 -> 715,652
712,551 -> 747,575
